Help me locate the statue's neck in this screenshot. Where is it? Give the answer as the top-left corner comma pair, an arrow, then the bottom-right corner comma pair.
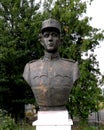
44,51 -> 60,60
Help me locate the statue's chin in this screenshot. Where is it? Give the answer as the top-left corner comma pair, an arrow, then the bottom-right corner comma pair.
46,48 -> 57,53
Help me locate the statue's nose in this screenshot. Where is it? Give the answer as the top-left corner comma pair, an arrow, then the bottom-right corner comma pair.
49,34 -> 53,41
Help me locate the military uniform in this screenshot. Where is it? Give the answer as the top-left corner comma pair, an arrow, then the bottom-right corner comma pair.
23,52 -> 79,111
23,18 -> 79,111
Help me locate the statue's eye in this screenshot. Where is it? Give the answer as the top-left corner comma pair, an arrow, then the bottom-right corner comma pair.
52,33 -> 58,37
43,33 -> 49,38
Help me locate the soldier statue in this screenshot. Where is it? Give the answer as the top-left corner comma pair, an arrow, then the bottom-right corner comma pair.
23,18 -> 79,112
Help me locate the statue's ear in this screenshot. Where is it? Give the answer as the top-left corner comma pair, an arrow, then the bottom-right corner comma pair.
39,33 -> 44,46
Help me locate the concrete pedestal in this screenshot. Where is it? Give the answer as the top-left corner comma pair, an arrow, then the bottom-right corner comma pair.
32,110 -> 73,130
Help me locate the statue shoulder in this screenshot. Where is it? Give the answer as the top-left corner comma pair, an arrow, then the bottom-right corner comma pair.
28,60 -> 37,64
61,58 -> 76,63
28,59 -> 42,64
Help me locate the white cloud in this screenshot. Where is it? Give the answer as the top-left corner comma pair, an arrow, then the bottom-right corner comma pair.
87,0 -> 104,29
86,0 -> 104,74
35,0 -> 104,74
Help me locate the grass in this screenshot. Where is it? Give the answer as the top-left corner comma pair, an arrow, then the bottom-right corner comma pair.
72,124 -> 104,130
15,124 -> 35,130
15,123 -> 104,130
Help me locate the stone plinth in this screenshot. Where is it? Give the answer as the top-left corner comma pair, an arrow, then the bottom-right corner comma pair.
32,110 -> 73,130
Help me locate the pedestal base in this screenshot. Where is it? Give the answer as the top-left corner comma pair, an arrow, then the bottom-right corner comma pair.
32,110 -> 73,130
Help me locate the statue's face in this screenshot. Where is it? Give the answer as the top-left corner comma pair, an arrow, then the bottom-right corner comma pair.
41,30 -> 61,53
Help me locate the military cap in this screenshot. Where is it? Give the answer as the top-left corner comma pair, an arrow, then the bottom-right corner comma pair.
41,18 -> 61,34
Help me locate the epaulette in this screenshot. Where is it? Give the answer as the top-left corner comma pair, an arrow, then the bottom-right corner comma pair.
28,58 -> 42,64
28,60 -> 37,64
61,58 -> 76,63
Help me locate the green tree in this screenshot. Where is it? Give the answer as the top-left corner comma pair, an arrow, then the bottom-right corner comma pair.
0,0 -> 44,120
42,0 -> 104,122
0,0 -> 104,123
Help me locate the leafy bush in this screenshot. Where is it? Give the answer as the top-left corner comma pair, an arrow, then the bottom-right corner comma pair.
16,124 -> 35,130
0,109 -> 16,130
72,123 -> 104,130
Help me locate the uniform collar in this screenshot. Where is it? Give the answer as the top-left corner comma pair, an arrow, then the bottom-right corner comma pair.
43,51 -> 60,60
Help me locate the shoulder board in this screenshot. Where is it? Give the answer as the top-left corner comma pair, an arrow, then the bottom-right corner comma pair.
28,60 -> 37,64
61,58 -> 75,63
28,58 -> 42,64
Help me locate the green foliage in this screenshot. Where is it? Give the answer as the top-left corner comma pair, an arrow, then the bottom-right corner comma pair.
72,123 -> 104,130
0,0 -> 104,123
0,109 -> 16,130
0,109 -> 35,130
42,0 -> 104,122
0,0 -> 44,119
16,124 -> 35,130
75,125 -> 99,130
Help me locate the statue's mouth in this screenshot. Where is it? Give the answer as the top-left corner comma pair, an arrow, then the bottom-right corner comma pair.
48,43 -> 54,46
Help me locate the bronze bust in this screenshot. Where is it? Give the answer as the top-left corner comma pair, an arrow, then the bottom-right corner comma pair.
23,18 -> 79,111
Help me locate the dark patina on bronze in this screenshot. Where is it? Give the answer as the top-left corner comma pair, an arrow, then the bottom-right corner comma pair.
23,18 -> 79,111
